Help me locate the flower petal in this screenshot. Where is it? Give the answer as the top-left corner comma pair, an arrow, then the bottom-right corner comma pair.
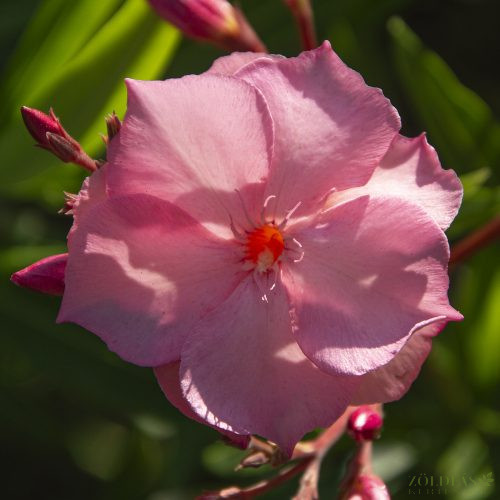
283,195 -> 462,377
106,75 -> 274,236
206,52 -> 283,75
58,194 -> 244,366
326,134 -> 463,230
72,163 -> 108,221
351,322 -> 445,404
11,253 -> 67,296
180,279 -> 357,456
154,361 -> 250,449
234,41 -> 400,218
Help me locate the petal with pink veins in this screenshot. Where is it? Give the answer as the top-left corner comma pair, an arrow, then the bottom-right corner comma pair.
155,361 -> 250,449
106,75 -> 274,237
234,41 -> 401,219
351,321 -> 445,404
180,279 -> 357,456
11,253 -> 67,296
283,195 -> 462,377
326,134 -> 463,230
58,194 -> 245,366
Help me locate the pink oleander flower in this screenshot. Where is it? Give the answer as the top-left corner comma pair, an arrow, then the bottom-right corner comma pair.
12,42 -> 463,455
148,0 -> 266,53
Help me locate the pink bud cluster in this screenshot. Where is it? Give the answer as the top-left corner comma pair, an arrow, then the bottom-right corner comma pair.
340,406 -> 389,499
21,106 -> 97,172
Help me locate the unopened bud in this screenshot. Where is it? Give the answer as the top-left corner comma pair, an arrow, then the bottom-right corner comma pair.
347,406 -> 383,442
11,253 -> 67,296
342,475 -> 390,500
45,133 -> 79,163
20,106 -> 97,172
148,0 -> 266,52
105,111 -> 121,142
21,106 -> 65,149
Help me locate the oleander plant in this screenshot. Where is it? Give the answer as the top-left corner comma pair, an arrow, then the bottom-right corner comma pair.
1,1 -> 499,499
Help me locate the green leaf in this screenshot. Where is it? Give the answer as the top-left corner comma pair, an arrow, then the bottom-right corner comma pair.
388,16 -> 500,176
1,0 -> 124,115
0,0 -> 179,206
460,168 -> 492,200
467,267 -> 500,388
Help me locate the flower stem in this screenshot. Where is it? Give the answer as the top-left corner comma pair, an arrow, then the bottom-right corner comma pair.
450,217 -> 500,267
284,0 -> 318,50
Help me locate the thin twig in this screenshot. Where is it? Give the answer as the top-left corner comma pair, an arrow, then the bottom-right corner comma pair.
450,216 -> 500,267
284,0 -> 318,50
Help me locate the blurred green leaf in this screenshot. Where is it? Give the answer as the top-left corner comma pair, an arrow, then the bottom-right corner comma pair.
467,267 -> 500,388
437,430 -> 488,479
372,442 -> 417,482
1,0 -> 123,112
388,16 -> 500,176
0,0 -> 179,206
67,420 -> 130,480
202,441 -> 265,479
461,168 -> 492,200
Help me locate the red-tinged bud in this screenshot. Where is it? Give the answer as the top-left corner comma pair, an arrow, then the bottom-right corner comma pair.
21,106 -> 97,172
45,133 -> 97,172
105,111 -> 121,143
45,132 -> 80,163
342,475 -> 390,500
21,106 -> 65,149
11,253 -> 67,296
148,0 -> 266,52
347,406 -> 383,442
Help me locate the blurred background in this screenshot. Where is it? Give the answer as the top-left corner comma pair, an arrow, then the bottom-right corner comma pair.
0,0 -> 499,498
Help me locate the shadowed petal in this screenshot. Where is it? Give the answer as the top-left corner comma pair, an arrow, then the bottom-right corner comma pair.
235,41 -> 401,219
283,195 -> 462,377
327,134 -> 463,230
11,253 -> 67,296
180,279 -> 357,456
58,194 -> 245,366
155,361 -> 250,449
352,321 -> 446,404
106,75 -> 274,236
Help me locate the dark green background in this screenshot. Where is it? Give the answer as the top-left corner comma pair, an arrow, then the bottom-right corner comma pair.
1,0 -> 499,498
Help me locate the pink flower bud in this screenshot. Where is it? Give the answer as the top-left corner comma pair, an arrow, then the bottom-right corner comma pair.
347,406 -> 383,442
343,475 -> 390,500
21,106 -> 65,149
11,253 -> 67,296
148,0 -> 266,52
20,106 -> 97,172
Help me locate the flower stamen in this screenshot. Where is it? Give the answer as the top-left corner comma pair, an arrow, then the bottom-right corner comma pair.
261,194 -> 277,224
278,201 -> 302,230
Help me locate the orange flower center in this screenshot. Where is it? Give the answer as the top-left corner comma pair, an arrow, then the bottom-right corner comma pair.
245,224 -> 284,271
